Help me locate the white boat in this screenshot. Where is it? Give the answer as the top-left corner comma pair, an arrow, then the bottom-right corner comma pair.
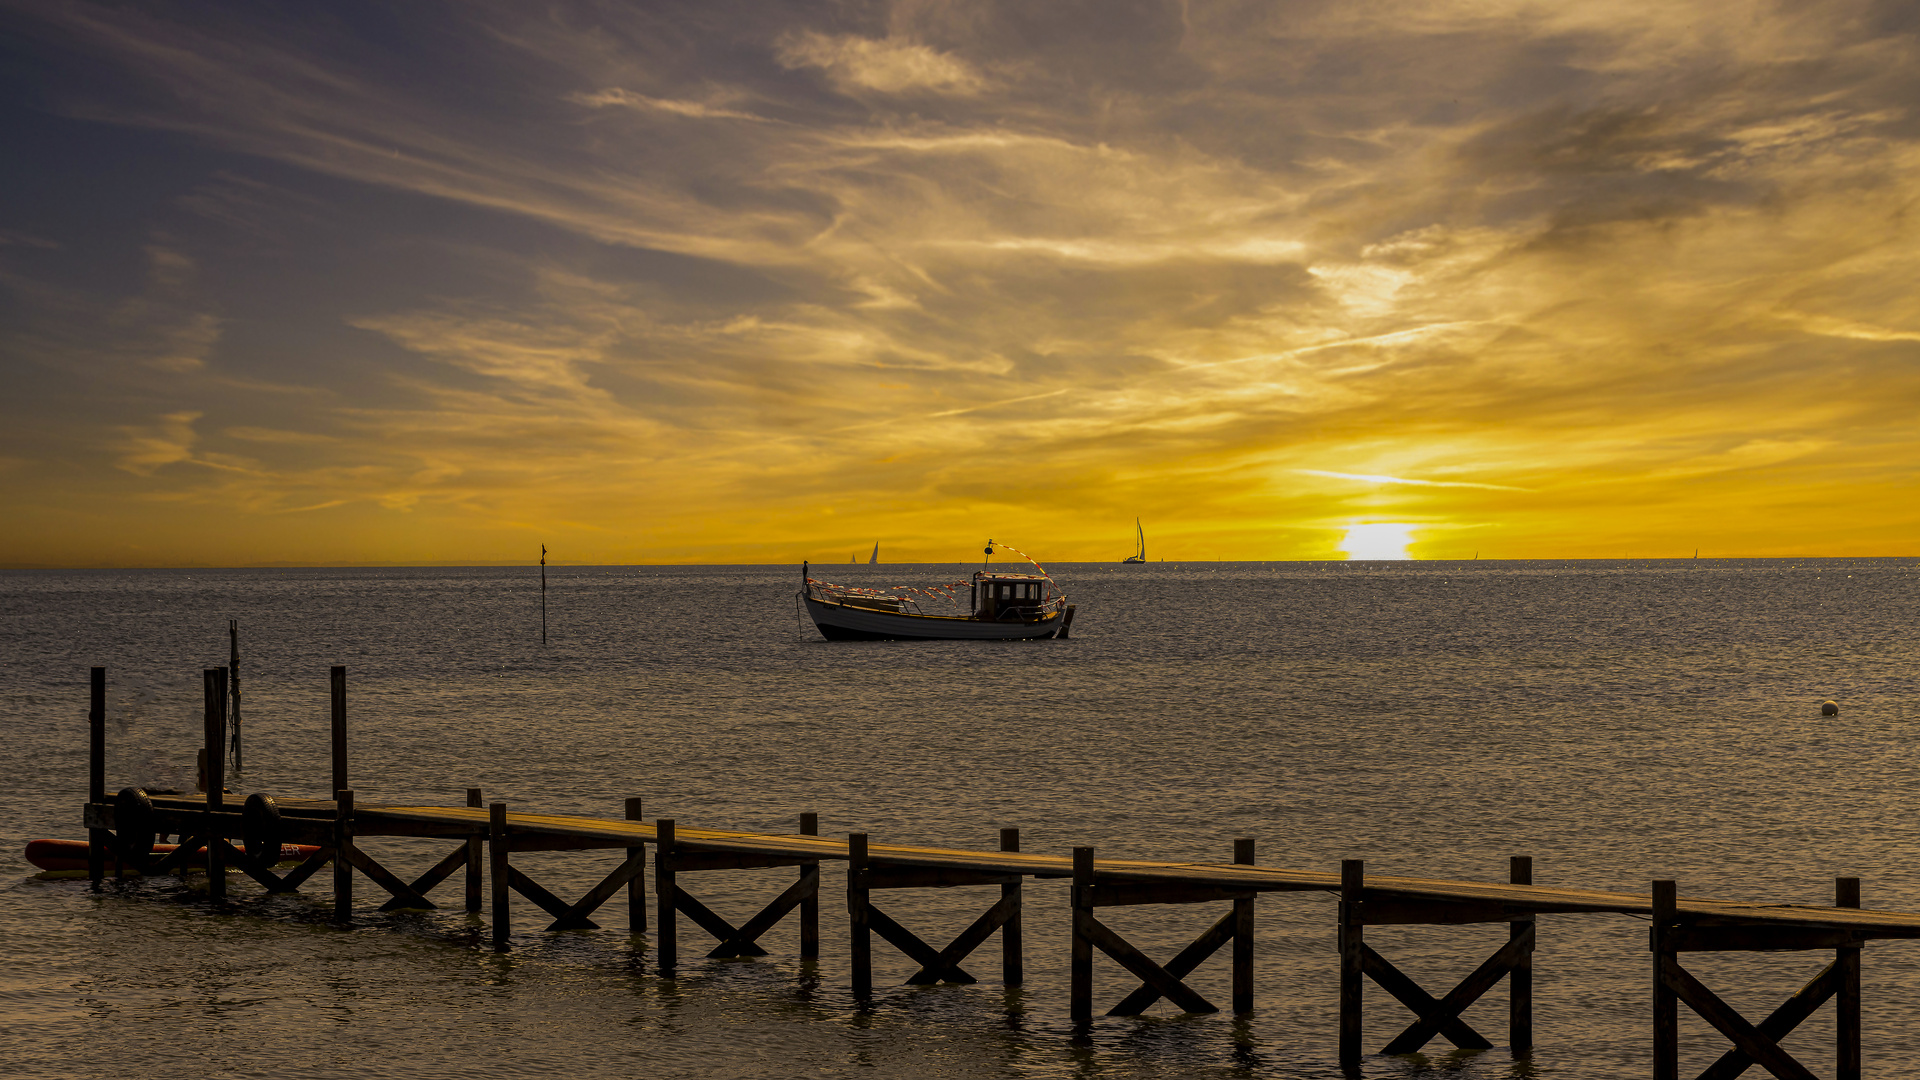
799,543 -> 1074,641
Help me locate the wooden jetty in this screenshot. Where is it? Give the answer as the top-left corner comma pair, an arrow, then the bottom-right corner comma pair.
76,667 -> 1920,1079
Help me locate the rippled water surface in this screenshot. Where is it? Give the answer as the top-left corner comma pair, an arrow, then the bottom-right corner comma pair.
3,559 -> 1917,1078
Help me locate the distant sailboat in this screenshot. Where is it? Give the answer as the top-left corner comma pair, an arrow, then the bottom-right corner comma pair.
869,542 -> 879,565
1122,519 -> 1146,564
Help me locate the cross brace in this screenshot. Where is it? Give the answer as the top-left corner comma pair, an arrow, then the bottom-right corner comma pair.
1366,925 -> 1535,1053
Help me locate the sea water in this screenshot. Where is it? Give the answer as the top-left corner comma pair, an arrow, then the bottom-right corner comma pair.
1,559 -> 1916,1079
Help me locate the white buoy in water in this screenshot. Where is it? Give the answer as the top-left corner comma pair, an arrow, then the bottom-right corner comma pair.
1821,700 -> 1840,717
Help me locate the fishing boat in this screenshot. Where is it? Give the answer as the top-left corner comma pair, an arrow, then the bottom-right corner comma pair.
1122,518 -> 1146,563
799,541 -> 1075,641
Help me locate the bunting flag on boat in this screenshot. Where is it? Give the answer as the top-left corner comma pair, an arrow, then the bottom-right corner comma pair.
990,542 -> 1052,582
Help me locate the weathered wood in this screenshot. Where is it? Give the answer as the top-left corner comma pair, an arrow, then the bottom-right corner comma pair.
1356,896 -> 1517,925
545,848 -> 647,931
379,843 -> 468,911
1511,855 -> 1534,1055
1661,957 -> 1818,1080
330,666 -> 347,795
1108,910 -> 1235,1015
869,866 -> 1022,890
151,834 -> 203,875
905,893 -> 1017,985
850,832 -> 871,999
1233,838 -> 1254,1015
1080,914 -> 1216,1014
464,788 -> 483,912
88,667 -> 106,889
655,819 -> 677,972
203,669 -> 226,900
670,851 -> 821,872
281,847 -> 332,891
490,802 -> 509,951
1358,942 -> 1492,1050
1838,876 -> 1862,1080
625,797 -> 645,934
800,812 -> 819,960
1654,879 -> 1678,1080
333,789 -> 353,921
342,835 -> 435,909
865,903 -> 975,983
1071,846 -> 1093,1025
1001,827 -> 1022,986
215,837 -> 285,893
1340,859 -> 1364,1068
1698,962 -> 1838,1080
508,865 -> 587,924
707,872 -> 816,958
1090,883 -> 1253,908
1670,926 -> 1866,952
1378,928 -> 1529,1052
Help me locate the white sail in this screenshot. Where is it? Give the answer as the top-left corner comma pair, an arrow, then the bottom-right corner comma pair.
869,542 -> 879,565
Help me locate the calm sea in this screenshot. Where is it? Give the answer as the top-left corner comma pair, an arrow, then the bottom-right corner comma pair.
2,559 -> 1916,1079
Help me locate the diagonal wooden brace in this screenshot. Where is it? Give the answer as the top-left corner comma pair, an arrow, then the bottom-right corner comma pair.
868,904 -> 976,984
906,892 -> 1019,985
667,887 -> 768,955
708,869 -> 818,958
1081,914 -> 1216,1014
342,844 -> 436,909
1108,909 -> 1236,1014
1661,957 -> 1818,1080
1698,961 -> 1839,1080
547,849 -> 649,931
151,835 -> 206,875
213,837 -> 290,894
1379,924 -> 1533,1052
1360,942 -> 1493,1050
508,865 -> 595,927
281,847 -> 333,891
379,843 -> 469,911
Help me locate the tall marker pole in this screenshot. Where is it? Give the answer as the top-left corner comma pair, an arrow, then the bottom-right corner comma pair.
541,544 -> 547,646
228,619 -> 242,772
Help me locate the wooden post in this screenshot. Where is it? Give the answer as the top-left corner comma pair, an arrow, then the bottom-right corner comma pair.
489,802 -> 509,950
626,798 -> 646,934
1511,855 -> 1534,1054
800,812 -> 819,959
228,620 -> 241,773
1001,827 -> 1023,986
465,788 -> 483,912
203,668 -> 227,899
655,819 -> 677,973
1340,859 -> 1365,1068
329,666 -> 347,796
1233,838 -> 1255,1014
333,788 -> 354,922
1837,876 -> 1861,1080
1652,879 -> 1678,1080
1071,846 -> 1094,1025
87,667 -> 106,888
849,832 -> 871,1000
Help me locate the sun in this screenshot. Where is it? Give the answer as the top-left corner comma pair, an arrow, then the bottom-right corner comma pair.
1340,523 -> 1416,560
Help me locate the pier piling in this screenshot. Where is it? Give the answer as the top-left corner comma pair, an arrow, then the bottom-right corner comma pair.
800,813 -> 820,959
87,667 -> 105,889
466,788 -> 483,912
333,789 -> 354,921
490,802 -> 508,950
202,669 -> 227,899
626,798 -> 645,933
655,819 -> 678,972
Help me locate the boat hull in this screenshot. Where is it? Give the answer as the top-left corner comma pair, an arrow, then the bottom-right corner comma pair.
23,838 -> 322,875
803,596 -> 1064,641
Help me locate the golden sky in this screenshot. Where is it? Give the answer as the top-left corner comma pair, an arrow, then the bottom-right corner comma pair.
2,1 -> 1916,566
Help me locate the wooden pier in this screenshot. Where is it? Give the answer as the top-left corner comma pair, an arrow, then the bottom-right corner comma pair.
76,667 -> 1920,1078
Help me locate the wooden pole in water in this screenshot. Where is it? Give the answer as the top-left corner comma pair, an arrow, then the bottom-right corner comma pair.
540,544 -> 547,647
87,667 -> 106,889
228,620 -> 242,773
1652,879 -> 1678,1080
1000,827 -> 1022,985
849,832 -> 871,1000
333,788 -> 355,922
1511,855 -> 1534,1054
1233,838 -> 1255,1014
1339,859 -> 1365,1067
655,819 -> 677,972
1070,846 -> 1094,1025
489,802 -> 509,950
1838,876 -> 1862,1080
626,797 -> 646,934
330,666 -> 347,796
465,788 -> 483,912
799,812 -> 819,959
203,668 -> 227,899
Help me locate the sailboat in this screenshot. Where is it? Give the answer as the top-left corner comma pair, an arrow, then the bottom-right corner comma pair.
1122,519 -> 1146,564
869,542 -> 879,565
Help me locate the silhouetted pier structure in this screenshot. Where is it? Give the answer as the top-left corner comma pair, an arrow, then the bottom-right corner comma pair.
78,667 -> 1916,1078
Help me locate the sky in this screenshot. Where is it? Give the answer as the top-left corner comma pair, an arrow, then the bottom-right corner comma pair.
2,0 -> 1916,567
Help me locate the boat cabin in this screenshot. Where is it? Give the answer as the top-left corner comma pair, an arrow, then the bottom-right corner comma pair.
973,572 -> 1052,620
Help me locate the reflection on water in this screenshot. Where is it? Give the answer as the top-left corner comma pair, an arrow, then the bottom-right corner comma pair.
1,559 -> 1916,1078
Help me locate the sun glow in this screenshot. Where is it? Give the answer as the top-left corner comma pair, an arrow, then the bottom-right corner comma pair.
1340,523 -> 1416,561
